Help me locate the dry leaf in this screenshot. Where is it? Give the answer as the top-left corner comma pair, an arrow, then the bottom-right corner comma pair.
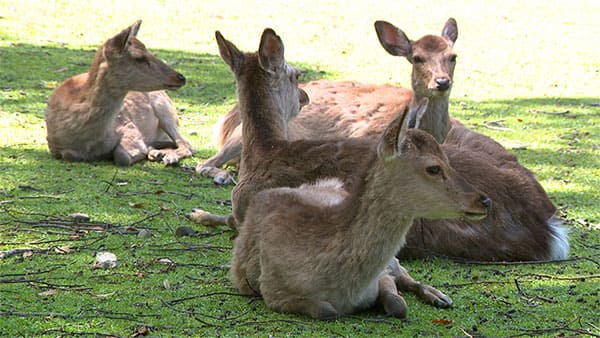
432,318 -> 453,325
54,246 -> 71,254
22,250 -> 33,259
163,279 -> 171,289
128,202 -> 145,208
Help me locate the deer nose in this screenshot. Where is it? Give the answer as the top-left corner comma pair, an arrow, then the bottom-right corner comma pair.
176,73 -> 186,85
479,195 -> 492,210
435,77 -> 451,91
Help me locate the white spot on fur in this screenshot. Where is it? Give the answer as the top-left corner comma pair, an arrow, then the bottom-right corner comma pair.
547,215 -> 569,260
296,178 -> 348,207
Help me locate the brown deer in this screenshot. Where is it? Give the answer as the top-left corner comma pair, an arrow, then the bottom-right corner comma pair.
45,20 -> 193,166
192,19 -> 569,262
210,28 -> 488,317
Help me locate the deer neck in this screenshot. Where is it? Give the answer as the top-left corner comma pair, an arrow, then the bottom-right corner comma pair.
237,74 -> 289,155
340,162 -> 415,282
414,92 -> 450,144
81,52 -> 129,128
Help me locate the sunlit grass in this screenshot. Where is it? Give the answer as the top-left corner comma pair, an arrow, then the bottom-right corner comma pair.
0,0 -> 599,336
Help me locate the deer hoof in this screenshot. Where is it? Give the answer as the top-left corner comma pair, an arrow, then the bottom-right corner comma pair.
383,294 -> 408,319
434,295 -> 454,308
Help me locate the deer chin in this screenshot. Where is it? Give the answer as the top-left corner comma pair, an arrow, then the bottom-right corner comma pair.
462,211 -> 487,221
164,83 -> 184,90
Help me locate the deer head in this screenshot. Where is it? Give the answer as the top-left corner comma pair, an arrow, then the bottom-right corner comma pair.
376,98 -> 490,221
101,20 -> 186,92
374,19 -> 458,98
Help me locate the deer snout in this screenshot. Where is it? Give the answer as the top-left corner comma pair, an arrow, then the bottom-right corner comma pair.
176,73 -> 186,85
434,77 -> 451,91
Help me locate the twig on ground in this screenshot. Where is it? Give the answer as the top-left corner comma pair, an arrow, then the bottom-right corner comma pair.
528,109 -> 571,115
482,120 -> 513,131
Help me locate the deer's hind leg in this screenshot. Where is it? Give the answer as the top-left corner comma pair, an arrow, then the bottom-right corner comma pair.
377,272 -> 408,319
262,293 -> 339,320
147,92 -> 193,165
113,122 -> 149,166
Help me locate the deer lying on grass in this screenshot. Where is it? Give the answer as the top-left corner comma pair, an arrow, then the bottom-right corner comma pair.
234,111 -> 492,320
45,20 -> 193,166
212,28 -> 488,317
192,19 -> 569,262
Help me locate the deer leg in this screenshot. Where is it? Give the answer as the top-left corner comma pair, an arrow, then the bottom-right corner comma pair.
188,209 -> 237,229
148,98 -> 193,165
196,132 -> 242,185
393,262 -> 453,308
267,296 -> 339,320
377,273 -> 408,319
114,126 -> 149,166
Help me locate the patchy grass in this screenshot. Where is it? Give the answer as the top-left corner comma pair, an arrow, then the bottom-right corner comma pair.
1,1 -> 599,337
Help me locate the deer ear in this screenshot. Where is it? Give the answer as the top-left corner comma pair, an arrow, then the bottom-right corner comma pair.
407,98 -> 429,129
374,20 -> 412,57
442,18 -> 458,44
377,106 -> 411,160
105,20 -> 141,57
215,31 -> 244,75
258,28 -> 285,73
299,88 -> 310,108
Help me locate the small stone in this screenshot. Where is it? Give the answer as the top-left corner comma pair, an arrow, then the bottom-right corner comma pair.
175,226 -> 196,237
69,212 -> 90,222
95,252 -> 118,269
137,229 -> 151,238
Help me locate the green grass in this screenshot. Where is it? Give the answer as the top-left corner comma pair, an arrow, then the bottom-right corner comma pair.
1,1 -> 599,337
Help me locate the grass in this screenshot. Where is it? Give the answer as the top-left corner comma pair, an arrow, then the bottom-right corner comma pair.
1,0 -> 599,337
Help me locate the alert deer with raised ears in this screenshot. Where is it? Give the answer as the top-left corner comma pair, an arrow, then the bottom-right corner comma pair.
191,19 -> 569,262
202,28 -> 490,318
45,20 -> 193,166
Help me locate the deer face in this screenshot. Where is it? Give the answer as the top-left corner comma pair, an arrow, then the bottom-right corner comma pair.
399,136 -> 490,221
377,101 -> 489,221
103,20 -> 186,92
374,18 -> 458,98
409,36 -> 457,98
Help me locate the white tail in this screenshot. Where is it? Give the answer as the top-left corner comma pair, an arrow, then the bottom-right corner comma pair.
45,20 -> 193,166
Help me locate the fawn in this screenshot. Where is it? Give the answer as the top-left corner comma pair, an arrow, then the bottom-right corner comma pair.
45,20 -> 193,166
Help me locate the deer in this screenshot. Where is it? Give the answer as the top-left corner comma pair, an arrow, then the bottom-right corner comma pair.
191,19 -> 569,262
45,20 -> 193,166
209,28 -> 490,318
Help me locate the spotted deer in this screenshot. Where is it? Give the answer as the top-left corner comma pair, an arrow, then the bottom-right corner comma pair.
209,28 -> 486,318
45,20 -> 193,166
192,19 -> 568,262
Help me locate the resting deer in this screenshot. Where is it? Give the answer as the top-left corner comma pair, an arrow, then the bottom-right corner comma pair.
192,19 -> 569,262
211,28 -> 485,317
45,20 -> 193,166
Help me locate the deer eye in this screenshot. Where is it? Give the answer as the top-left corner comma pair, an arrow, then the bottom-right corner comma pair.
426,165 -> 442,176
412,56 -> 425,64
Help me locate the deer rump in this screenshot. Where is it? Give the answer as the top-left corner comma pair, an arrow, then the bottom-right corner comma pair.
213,80 -> 568,262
